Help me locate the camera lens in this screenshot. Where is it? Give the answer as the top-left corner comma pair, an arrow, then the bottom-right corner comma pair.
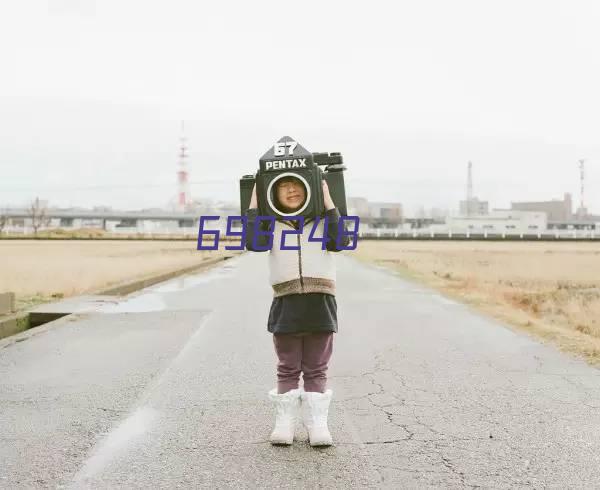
267,173 -> 311,216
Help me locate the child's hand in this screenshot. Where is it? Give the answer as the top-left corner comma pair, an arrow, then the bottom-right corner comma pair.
322,180 -> 335,211
249,183 -> 258,209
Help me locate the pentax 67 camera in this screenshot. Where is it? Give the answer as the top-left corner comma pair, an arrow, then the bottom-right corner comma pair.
239,136 -> 348,220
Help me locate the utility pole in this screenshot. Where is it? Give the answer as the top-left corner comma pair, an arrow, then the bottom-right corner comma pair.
578,159 -> 585,217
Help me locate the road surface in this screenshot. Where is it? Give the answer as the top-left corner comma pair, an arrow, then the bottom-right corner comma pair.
1,253 -> 599,488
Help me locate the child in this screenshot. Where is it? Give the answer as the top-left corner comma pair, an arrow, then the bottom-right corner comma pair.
244,175 -> 350,446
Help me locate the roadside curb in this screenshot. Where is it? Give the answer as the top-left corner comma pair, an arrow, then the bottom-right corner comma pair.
0,252 -> 241,344
90,253 -> 240,296
0,314 -> 30,343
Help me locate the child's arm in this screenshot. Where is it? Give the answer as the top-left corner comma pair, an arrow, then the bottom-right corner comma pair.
244,183 -> 271,252
324,207 -> 351,252
244,207 -> 272,252
321,180 -> 351,252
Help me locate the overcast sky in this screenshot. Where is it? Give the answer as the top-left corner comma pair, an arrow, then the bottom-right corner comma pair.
1,0 -> 599,216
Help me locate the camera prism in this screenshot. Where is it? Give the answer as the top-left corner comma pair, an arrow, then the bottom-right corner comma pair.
239,136 -> 348,219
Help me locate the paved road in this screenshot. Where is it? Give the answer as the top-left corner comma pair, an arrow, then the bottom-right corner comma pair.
1,253 -> 600,488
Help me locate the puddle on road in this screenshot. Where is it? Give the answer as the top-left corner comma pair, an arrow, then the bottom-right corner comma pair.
94,293 -> 167,313
148,258 -> 240,293
94,257 -> 240,313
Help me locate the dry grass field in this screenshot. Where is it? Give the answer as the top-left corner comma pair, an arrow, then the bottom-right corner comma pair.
0,240 -> 236,312
350,240 -> 600,365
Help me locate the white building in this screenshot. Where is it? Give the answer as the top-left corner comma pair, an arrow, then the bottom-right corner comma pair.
439,209 -> 547,234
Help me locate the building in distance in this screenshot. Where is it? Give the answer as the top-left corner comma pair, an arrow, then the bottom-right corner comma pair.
511,193 -> 573,222
459,197 -> 489,216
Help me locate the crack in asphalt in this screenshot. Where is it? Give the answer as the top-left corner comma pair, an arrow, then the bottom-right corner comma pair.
337,356 -> 514,487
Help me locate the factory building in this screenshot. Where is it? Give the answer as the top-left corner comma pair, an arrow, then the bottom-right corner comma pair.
368,202 -> 403,220
511,193 -> 573,222
346,197 -> 403,230
459,197 -> 489,216
439,209 -> 547,234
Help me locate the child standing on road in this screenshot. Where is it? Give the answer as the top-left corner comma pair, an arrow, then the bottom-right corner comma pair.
244,176 -> 349,446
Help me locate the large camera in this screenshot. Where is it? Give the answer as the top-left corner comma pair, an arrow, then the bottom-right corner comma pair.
239,136 -> 348,219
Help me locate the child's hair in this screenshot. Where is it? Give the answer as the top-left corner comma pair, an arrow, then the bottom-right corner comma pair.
276,175 -> 301,187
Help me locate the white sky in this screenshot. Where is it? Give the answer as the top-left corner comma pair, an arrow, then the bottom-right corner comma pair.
1,0 -> 599,215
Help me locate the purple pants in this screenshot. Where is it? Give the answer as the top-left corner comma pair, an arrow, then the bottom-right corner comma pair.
273,332 -> 334,394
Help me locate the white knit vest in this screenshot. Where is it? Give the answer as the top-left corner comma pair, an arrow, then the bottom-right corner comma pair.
268,218 -> 336,296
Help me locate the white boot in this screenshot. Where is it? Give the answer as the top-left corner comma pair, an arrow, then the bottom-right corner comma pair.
301,389 -> 333,446
268,388 -> 302,445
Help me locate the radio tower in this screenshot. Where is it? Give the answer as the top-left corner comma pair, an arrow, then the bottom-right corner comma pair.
177,121 -> 191,212
578,159 -> 586,217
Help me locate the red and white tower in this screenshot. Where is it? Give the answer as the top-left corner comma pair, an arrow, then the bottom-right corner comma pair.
177,121 -> 191,212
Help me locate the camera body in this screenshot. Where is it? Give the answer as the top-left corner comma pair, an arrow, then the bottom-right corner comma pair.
239,136 -> 348,219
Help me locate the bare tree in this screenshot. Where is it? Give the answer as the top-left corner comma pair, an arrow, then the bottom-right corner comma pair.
29,197 -> 50,236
